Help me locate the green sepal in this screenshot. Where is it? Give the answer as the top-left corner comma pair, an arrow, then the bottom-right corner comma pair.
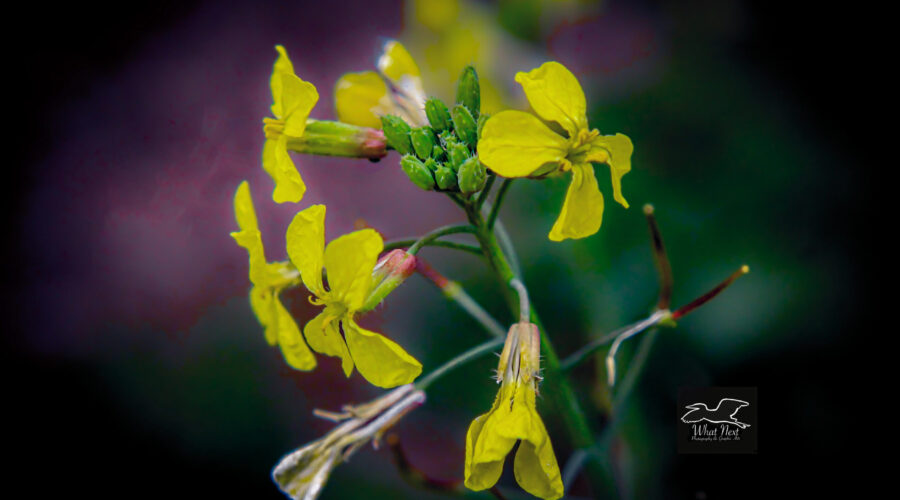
455,65 -> 480,121
451,104 -> 478,149
477,113 -> 490,140
457,156 -> 486,194
400,154 -> 435,190
410,126 -> 437,159
381,115 -> 413,155
446,140 -> 469,172
425,98 -> 453,132
435,166 -> 457,191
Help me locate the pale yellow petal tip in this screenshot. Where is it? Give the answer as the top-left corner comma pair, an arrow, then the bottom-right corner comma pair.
378,40 -> 420,81
741,265 -> 750,274
643,203 -> 654,215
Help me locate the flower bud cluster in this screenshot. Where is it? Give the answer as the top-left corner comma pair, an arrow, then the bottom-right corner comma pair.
384,66 -> 488,194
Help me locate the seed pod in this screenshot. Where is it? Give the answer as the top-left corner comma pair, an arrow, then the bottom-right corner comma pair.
381,115 -> 413,155
457,156 -> 486,194
455,65 -> 480,121
425,98 -> 453,132
400,155 -> 435,190
451,104 -> 477,148
435,166 -> 457,191
410,126 -> 436,159
446,140 -> 469,172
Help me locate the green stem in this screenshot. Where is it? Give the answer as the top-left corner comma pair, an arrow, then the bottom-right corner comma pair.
560,311 -> 665,373
475,174 -> 496,210
407,224 -> 476,256
383,238 -> 482,256
415,337 -> 505,391
462,201 -> 609,494
487,178 -> 514,229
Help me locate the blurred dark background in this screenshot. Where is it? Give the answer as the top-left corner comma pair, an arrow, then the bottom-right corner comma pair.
5,0 -> 877,498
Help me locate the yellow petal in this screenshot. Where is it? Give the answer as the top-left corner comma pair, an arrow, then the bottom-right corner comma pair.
232,180 -> 259,232
464,387 -> 513,491
513,416 -> 564,500
377,40 -> 421,83
588,133 -> 634,209
249,285 -> 278,345
274,294 -> 317,371
515,61 -> 588,137
343,319 -> 422,388
262,135 -> 306,204
548,163 -> 605,242
477,110 -> 569,177
303,309 -> 354,377
270,45 -> 295,118
323,229 -> 383,312
230,182 -> 271,285
279,72 -> 319,137
286,204 -> 326,295
334,71 -> 392,128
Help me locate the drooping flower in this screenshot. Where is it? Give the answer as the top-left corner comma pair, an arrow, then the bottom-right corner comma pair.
262,45 -> 319,204
465,322 -> 564,500
273,384 -> 425,500
286,204 -> 422,388
230,181 -> 316,370
478,61 -> 634,241
334,40 -> 428,128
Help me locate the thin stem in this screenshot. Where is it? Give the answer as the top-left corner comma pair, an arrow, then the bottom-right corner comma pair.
415,258 -> 506,338
643,204 -> 673,310
670,265 -> 750,320
415,337 -> 505,390
560,311 -> 666,373
383,238 -> 482,255
475,173 -> 496,210
461,200 -> 608,493
493,219 -> 522,279
406,224 -> 476,255
487,178 -> 514,229
509,278 -> 530,323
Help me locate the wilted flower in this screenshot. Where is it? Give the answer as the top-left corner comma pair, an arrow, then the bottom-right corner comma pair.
465,321 -> 564,499
273,384 -> 426,500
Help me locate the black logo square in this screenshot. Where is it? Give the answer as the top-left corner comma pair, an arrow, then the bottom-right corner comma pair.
677,387 -> 757,454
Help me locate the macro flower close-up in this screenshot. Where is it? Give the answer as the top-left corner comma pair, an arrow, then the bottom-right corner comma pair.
10,1 -> 875,499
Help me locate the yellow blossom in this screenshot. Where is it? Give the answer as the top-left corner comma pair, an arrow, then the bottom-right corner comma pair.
262,45 -> 319,204
334,40 -> 428,128
478,61 -> 633,241
465,322 -> 564,500
286,204 -> 422,388
230,181 -> 316,370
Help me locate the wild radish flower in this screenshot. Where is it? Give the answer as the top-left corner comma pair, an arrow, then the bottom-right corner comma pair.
273,384 -> 426,500
230,181 -> 316,370
478,61 -> 634,241
262,45 -> 319,204
334,40 -> 428,128
465,321 -> 564,500
287,204 -> 422,388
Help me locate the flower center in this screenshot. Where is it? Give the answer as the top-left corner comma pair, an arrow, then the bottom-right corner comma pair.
263,117 -> 285,139
564,127 -> 600,167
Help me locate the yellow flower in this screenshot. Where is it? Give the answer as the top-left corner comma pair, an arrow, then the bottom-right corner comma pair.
465,322 -> 564,500
478,61 -> 634,241
334,40 -> 428,128
230,181 -> 317,371
286,204 -> 422,388
262,45 -> 319,204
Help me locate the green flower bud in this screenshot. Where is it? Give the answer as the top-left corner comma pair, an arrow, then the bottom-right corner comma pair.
425,98 -> 453,132
381,115 -> 413,155
455,65 -> 480,121
423,157 -> 438,173
451,104 -> 477,149
410,126 -> 437,159
477,113 -> 490,140
435,166 -> 457,191
457,156 -> 486,194
446,140 -> 469,172
431,144 -> 445,161
400,155 -> 435,190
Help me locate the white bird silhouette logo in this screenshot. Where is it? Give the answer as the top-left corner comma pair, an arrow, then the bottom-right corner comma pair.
681,398 -> 751,429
